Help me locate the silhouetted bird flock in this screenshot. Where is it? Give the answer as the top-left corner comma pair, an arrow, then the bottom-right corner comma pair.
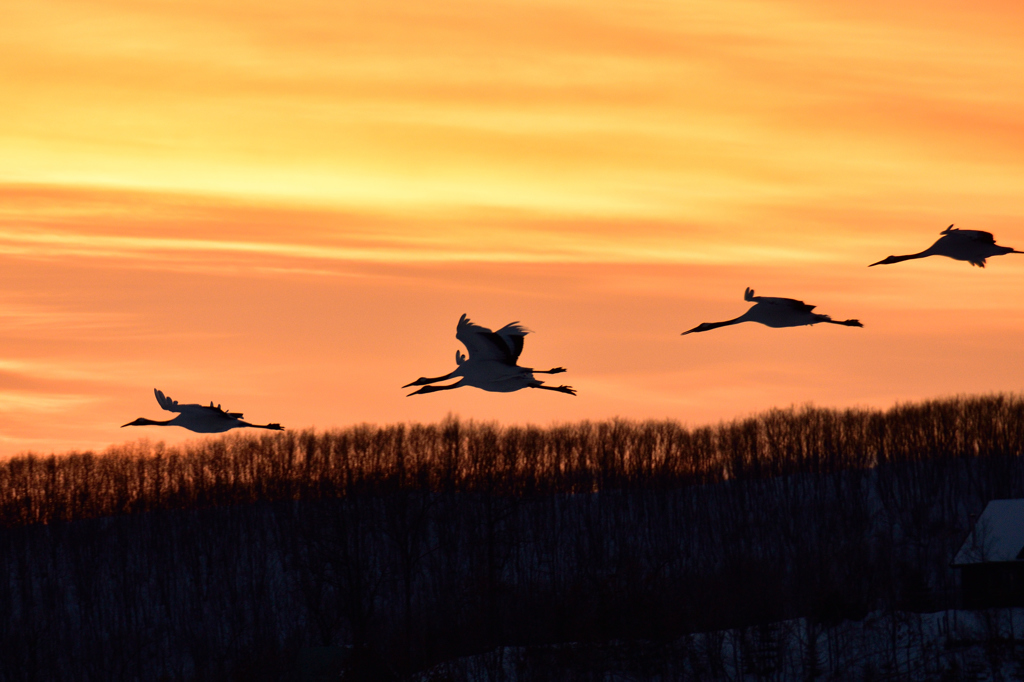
123,225 -> 1021,433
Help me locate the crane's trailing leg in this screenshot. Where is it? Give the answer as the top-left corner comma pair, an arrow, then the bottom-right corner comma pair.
248,422 -> 285,431
533,367 -> 566,374
531,384 -> 577,396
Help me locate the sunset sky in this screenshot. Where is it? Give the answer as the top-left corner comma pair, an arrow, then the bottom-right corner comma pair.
2,0 -> 1024,457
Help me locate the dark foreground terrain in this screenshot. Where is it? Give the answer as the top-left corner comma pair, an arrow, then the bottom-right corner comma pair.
1,394 -> 1023,680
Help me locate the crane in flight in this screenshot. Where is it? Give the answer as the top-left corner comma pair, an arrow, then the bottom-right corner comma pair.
682,288 -> 863,335
404,314 -> 576,396
122,389 -> 284,432
869,225 -> 1022,268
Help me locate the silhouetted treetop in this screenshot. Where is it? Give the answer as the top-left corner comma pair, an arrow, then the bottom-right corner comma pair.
2,393 -> 1022,527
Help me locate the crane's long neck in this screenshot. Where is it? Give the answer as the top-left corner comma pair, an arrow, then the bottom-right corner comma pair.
402,367 -> 463,389
409,379 -> 465,395
123,417 -> 175,427
421,369 -> 462,384
704,317 -> 745,331
682,315 -> 746,335
888,251 -> 931,263
870,248 -> 935,266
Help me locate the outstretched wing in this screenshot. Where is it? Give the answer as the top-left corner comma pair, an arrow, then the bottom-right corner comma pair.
154,389 -> 242,418
744,288 -> 814,313
456,314 -> 524,364
966,230 -> 996,245
940,224 -> 996,245
154,389 -> 184,413
767,297 -> 815,313
494,322 -> 529,362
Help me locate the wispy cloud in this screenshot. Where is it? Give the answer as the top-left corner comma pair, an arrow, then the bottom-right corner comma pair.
4,0 -> 1024,219
0,301 -> 131,331
0,225 -> 838,265
0,390 -> 96,414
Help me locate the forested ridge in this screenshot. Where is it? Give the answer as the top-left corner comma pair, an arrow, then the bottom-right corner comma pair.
3,393 -> 1023,527
2,394 -> 1023,680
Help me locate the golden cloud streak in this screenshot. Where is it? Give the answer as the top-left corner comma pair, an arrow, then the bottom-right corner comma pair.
0,390 -> 96,414
0,227 -> 832,266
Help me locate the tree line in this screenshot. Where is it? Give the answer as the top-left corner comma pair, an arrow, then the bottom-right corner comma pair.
0,393 -> 1022,680
2,393 -> 1023,527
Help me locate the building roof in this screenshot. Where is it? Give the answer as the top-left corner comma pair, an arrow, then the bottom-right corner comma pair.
953,499 -> 1024,566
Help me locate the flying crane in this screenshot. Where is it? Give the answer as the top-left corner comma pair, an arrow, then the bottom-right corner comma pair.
682,288 -> 863,335
870,225 -> 1022,268
122,389 -> 284,433
404,314 -> 576,396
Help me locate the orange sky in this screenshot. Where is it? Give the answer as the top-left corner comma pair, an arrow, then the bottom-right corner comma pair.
2,0 -> 1024,456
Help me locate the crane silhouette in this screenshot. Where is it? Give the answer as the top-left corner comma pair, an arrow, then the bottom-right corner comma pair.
403,314 -> 576,396
869,225 -> 1022,268
122,389 -> 284,432
682,288 -> 863,335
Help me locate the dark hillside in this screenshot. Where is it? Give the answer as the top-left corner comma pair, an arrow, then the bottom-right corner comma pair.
3,393 -> 1023,527
1,394 -> 1023,680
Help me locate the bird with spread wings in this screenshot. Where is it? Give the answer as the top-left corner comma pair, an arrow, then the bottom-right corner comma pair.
404,314 -> 576,396
870,225 -> 1022,268
122,389 -> 284,433
682,288 -> 863,335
